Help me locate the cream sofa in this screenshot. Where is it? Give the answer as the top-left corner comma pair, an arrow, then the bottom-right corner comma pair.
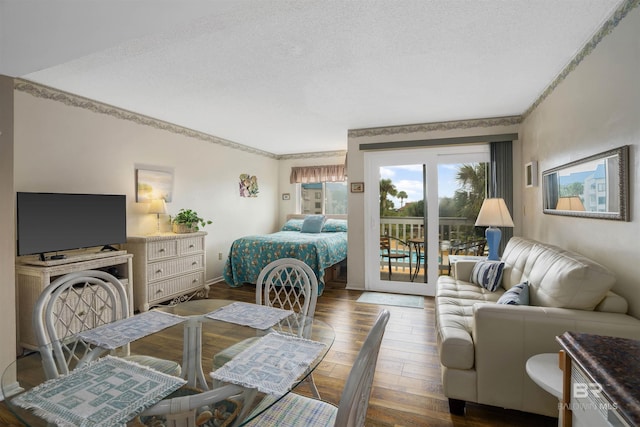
436,237 -> 640,417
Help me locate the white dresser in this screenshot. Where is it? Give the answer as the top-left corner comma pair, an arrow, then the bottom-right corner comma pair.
124,232 -> 208,312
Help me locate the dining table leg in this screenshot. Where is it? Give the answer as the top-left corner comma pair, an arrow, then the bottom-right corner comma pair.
182,317 -> 209,390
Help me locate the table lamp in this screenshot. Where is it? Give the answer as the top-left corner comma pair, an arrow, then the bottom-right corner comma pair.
556,196 -> 585,211
475,198 -> 514,260
148,199 -> 167,233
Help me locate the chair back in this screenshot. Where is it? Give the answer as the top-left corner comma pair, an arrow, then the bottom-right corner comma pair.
255,258 -> 318,318
334,310 -> 390,427
32,270 -> 130,379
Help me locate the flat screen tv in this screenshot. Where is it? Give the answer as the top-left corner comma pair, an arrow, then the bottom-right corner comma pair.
17,192 -> 127,259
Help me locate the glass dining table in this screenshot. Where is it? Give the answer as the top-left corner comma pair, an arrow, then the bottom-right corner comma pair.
1,299 -> 335,427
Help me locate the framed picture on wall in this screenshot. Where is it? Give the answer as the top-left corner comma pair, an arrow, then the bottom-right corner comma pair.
350,182 -> 364,193
135,166 -> 174,202
525,161 -> 538,187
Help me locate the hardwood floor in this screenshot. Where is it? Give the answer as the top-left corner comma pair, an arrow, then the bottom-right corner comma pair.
1,279 -> 558,426
204,280 -> 558,426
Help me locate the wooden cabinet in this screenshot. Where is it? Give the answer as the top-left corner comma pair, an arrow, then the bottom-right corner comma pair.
124,232 -> 208,312
15,251 -> 133,352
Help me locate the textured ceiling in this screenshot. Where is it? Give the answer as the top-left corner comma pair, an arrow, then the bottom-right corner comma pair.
0,0 -> 624,155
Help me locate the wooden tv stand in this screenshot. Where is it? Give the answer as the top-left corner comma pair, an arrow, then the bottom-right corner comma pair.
15,251 -> 133,354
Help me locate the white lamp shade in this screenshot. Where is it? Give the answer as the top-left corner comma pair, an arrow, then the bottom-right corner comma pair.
148,199 -> 167,215
475,198 -> 514,227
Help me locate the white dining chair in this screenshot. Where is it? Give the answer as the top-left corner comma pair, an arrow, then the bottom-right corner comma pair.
33,270 -> 181,380
212,258 -> 321,398
243,309 -> 391,427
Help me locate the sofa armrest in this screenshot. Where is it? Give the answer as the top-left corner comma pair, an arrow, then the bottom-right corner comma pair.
471,303 -> 640,413
451,260 -> 478,281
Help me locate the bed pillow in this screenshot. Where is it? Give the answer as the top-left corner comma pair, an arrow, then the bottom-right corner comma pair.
470,260 -> 505,292
321,219 -> 348,232
497,281 -> 530,305
301,215 -> 326,233
281,219 -> 304,231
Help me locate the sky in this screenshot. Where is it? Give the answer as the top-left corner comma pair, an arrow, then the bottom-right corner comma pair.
380,164 -> 464,207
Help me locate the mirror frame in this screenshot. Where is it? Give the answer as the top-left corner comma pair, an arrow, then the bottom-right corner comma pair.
542,145 -> 630,221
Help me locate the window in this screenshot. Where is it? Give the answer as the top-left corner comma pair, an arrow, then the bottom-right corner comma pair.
300,182 -> 347,214
291,164 -> 347,215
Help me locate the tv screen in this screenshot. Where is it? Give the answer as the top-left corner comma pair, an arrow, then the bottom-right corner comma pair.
17,192 -> 127,257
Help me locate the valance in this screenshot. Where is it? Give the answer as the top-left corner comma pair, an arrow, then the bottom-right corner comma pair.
290,164 -> 346,183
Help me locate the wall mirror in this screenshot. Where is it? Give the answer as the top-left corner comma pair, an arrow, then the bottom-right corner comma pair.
542,145 -> 629,221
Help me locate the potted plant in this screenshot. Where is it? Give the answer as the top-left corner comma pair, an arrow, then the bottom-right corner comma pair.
171,209 -> 212,233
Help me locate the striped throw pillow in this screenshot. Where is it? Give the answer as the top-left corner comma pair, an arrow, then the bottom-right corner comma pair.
470,261 -> 505,292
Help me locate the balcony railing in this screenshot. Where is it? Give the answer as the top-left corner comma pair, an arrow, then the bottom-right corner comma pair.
380,216 -> 484,277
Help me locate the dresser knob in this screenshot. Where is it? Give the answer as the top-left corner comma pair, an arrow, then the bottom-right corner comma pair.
156,269 -> 163,274
189,244 -> 195,248
192,261 -> 198,266
156,289 -> 163,294
192,279 -> 199,283
159,248 -> 165,252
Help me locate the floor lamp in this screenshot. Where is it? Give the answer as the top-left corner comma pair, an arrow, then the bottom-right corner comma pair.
475,198 -> 514,261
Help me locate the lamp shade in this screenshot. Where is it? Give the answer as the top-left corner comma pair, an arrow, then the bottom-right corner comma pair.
556,196 -> 585,211
148,199 -> 167,215
475,198 -> 514,228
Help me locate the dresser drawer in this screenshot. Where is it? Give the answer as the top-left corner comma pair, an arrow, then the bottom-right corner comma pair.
179,236 -> 205,255
148,271 -> 205,303
147,254 -> 205,281
147,240 -> 178,260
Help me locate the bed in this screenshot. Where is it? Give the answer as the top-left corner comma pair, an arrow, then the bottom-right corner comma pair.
223,216 -> 347,294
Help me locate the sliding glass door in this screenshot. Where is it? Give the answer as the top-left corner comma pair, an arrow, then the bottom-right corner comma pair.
364,145 -> 489,296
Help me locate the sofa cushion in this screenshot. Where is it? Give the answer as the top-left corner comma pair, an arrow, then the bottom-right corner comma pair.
470,261 -> 505,292
436,276 -> 503,369
497,281 -> 529,305
524,244 -> 615,310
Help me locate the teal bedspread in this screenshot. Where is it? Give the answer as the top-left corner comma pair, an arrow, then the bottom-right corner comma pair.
223,231 -> 347,294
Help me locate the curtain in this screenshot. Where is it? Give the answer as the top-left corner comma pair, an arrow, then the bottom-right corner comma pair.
489,141 -> 513,254
290,164 -> 346,184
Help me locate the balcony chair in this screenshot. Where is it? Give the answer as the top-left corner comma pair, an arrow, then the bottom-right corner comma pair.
33,270 -> 181,380
243,309 -> 390,427
380,235 -> 411,279
212,258 -> 321,398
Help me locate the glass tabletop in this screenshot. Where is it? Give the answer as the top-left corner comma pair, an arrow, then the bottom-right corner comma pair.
2,299 -> 335,427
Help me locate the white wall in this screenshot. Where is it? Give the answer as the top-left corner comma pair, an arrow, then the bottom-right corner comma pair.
519,7 -> 640,317
13,90 -> 280,282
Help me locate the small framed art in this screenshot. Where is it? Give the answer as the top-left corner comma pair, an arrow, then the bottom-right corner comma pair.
350,182 -> 364,193
282,193 -> 290,200
525,161 -> 538,187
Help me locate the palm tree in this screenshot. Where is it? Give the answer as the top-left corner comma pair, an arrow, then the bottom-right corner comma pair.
455,163 -> 487,220
379,179 -> 398,215
396,191 -> 408,208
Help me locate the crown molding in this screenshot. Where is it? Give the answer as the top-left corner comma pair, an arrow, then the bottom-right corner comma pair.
522,0 -> 639,119
348,116 -> 522,139
14,79 -> 280,159
278,150 -> 347,160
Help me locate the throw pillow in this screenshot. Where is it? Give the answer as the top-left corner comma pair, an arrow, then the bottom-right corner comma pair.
321,219 -> 348,232
470,261 -> 505,292
497,281 -> 530,305
281,219 -> 304,231
300,215 -> 326,233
